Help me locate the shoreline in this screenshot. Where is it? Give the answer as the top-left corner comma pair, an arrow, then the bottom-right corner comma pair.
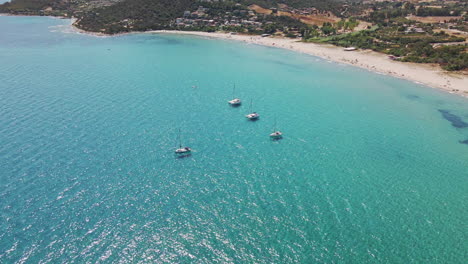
3,14 -> 468,97
149,30 -> 468,98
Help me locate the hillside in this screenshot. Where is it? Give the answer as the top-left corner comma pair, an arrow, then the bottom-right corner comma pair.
76,0 -> 196,33
0,0 -> 347,33
0,0 -> 64,14
243,0 -> 346,9
76,0 -> 349,33
0,0 -> 122,16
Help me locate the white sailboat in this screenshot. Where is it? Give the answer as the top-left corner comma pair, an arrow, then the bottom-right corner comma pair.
245,99 -> 259,120
175,129 -> 191,154
270,118 -> 283,139
228,84 -> 242,106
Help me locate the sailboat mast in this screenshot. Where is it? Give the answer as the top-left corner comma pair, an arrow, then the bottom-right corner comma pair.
178,128 -> 182,148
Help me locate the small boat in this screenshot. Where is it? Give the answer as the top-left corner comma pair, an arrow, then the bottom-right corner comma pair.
245,100 -> 259,120
270,118 -> 283,139
270,131 -> 283,139
246,112 -> 259,120
175,146 -> 191,154
175,129 -> 191,154
228,98 -> 241,105
228,84 -> 242,106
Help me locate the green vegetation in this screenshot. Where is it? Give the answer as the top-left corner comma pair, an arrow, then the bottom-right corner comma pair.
0,0 -> 67,15
0,0 -> 56,11
403,45 -> 468,71
416,7 -> 461,17
299,0 -> 468,71
307,27 -> 467,71
77,0 -> 195,33
260,15 -> 308,34
241,0 -> 347,11
336,17 -> 359,31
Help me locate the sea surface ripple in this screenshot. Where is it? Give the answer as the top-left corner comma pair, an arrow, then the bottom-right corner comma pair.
0,16 -> 467,263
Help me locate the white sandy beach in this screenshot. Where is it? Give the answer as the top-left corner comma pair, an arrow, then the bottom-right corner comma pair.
150,30 -> 468,98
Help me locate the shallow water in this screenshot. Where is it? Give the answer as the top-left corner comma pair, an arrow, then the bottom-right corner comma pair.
0,16 -> 467,263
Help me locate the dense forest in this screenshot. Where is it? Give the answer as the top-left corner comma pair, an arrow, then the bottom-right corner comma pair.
416,7 -> 461,17
0,0 -> 64,13
0,0 -> 346,33
77,0 -> 195,33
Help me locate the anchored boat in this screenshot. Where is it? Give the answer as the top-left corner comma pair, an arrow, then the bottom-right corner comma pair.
270,118 -> 283,139
175,129 -> 191,154
228,84 -> 242,106
245,100 -> 259,120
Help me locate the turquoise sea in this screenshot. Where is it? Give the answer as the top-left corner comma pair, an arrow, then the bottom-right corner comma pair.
0,16 -> 467,263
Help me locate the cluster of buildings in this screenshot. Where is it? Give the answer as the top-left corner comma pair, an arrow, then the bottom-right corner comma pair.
173,6 -> 264,29
275,7 -> 322,16
71,0 -> 122,11
404,25 -> 426,33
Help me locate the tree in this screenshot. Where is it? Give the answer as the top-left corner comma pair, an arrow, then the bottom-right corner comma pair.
321,22 -> 336,35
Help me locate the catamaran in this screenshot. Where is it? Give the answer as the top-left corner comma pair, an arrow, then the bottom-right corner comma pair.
270,118 -> 283,139
245,100 -> 259,120
228,84 -> 242,106
175,129 -> 191,154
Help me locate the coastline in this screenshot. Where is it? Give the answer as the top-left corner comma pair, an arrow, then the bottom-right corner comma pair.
3,14 -> 467,97
149,30 -> 468,98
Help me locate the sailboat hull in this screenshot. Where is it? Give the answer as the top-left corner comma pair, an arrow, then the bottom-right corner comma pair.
246,114 -> 259,120
228,99 -> 242,106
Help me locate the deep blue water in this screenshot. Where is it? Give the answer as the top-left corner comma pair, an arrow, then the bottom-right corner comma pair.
0,16 -> 467,263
